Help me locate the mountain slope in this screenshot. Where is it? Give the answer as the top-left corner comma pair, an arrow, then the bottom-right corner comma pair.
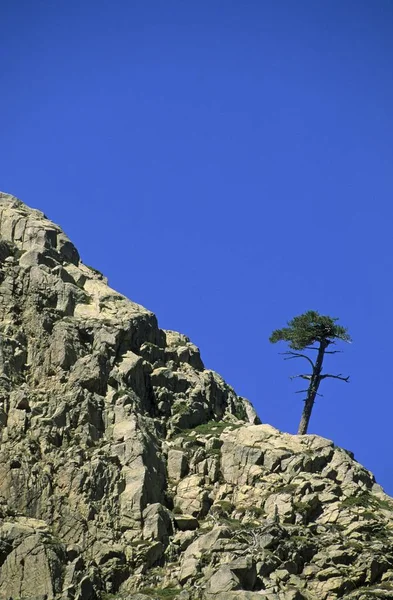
0,192 -> 392,600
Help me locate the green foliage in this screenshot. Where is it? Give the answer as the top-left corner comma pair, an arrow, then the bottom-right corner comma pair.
291,534 -> 311,543
172,419 -> 242,443
341,492 -> 393,516
220,516 -> 243,529
276,483 -> 297,494
237,505 -> 265,518
234,400 -> 247,421
127,539 -> 151,548
138,586 -> 181,599
212,500 -> 235,514
341,493 -> 371,509
362,511 -> 377,520
293,501 -> 311,515
374,496 -> 393,511
171,401 -> 189,416
101,592 -> 129,600
206,447 -> 221,456
269,310 -> 351,350
193,420 -> 230,435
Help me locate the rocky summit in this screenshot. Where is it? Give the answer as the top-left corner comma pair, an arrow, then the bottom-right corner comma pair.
0,193 -> 393,600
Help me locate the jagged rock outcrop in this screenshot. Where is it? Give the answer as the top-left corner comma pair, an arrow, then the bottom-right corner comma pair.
0,191 -> 393,600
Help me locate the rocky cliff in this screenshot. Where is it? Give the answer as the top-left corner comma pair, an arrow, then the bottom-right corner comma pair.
0,192 -> 392,600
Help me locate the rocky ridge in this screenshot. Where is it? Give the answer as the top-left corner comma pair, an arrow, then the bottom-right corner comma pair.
0,192 -> 392,600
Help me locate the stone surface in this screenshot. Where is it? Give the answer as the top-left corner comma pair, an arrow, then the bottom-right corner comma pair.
1,192 -> 393,600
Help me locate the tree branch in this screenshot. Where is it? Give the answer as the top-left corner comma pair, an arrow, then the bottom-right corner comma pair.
280,351 -> 315,370
320,374 -> 350,382
295,389 -> 323,397
303,345 -> 341,354
290,374 -> 312,381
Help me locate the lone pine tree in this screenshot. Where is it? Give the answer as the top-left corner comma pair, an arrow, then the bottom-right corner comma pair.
270,310 -> 351,435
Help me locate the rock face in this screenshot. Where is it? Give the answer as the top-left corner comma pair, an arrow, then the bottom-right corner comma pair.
0,192 -> 393,600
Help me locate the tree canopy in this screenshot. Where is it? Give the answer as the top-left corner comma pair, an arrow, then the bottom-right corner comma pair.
269,310 -> 351,350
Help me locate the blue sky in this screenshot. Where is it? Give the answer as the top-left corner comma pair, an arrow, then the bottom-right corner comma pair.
2,1 -> 393,493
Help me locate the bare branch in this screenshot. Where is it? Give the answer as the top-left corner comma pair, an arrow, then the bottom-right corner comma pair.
325,350 -> 342,355
295,389 -> 323,397
290,374 -> 312,381
320,374 -> 350,382
280,351 -> 315,370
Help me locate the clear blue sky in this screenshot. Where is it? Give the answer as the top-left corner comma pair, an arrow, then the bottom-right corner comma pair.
2,1 -> 393,493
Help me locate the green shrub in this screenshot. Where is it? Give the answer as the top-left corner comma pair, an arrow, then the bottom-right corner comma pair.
193,421 -> 229,435
293,501 -> 310,515
213,500 -> 234,513
375,496 -> 393,511
171,402 -> 189,416
139,586 -> 181,599
341,493 -> 371,509
277,483 -> 297,494
206,447 -> 221,456
236,505 -> 264,518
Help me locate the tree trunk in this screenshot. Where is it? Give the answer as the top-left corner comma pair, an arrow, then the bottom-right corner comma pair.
297,339 -> 327,435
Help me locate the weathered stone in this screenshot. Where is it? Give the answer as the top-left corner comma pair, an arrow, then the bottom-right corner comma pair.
264,493 -> 294,522
207,565 -> 241,593
179,556 -> 200,584
167,448 -> 188,480
227,556 -> 257,590
0,528 -> 65,599
175,474 -> 211,516
142,503 -> 173,542
174,514 -> 199,531
183,526 -> 232,560
1,192 -> 393,600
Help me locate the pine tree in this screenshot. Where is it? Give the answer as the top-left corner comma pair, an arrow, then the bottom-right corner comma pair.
270,310 -> 351,435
